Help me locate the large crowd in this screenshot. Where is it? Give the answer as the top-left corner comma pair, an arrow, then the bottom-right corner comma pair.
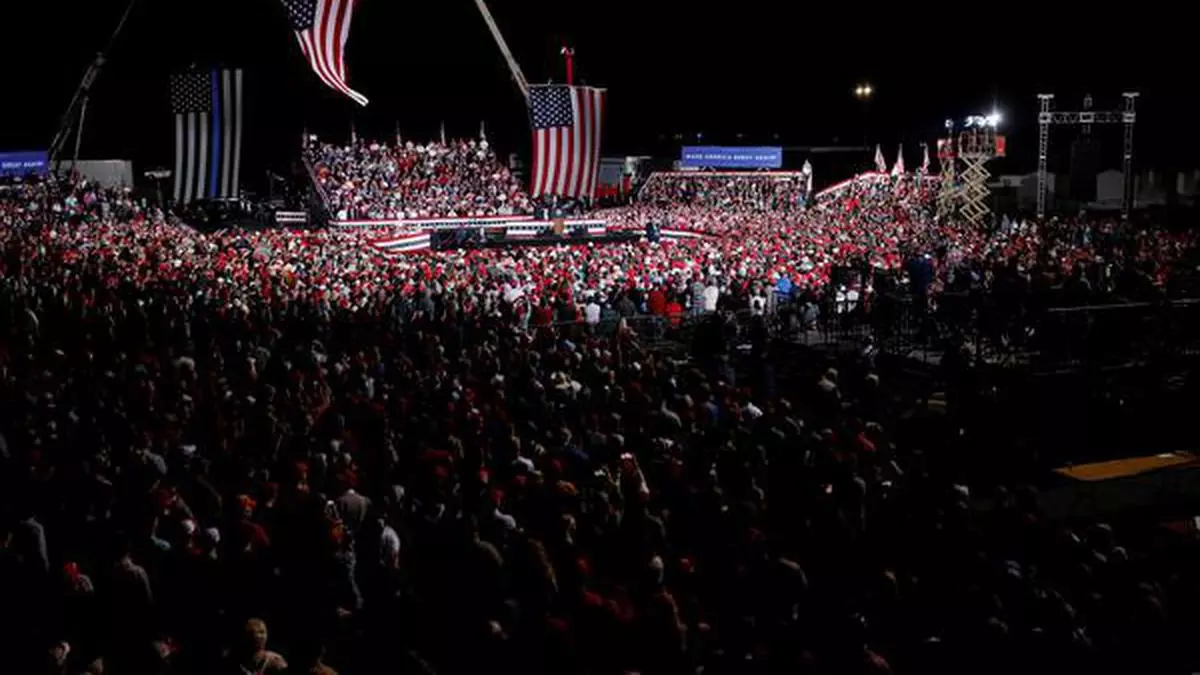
3,162 -> 1200,675
639,172 -> 809,212
305,139 -> 533,221
299,142 -> 1193,315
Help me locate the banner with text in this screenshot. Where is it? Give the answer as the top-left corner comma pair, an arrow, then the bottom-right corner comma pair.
0,151 -> 49,178
680,146 -> 782,169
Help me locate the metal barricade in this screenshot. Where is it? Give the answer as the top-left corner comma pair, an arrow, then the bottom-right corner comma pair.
1036,299 -> 1200,372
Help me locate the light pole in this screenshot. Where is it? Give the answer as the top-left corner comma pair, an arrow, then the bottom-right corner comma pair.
854,83 -> 873,149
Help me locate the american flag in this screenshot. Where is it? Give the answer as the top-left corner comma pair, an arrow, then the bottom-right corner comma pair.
529,84 -> 605,200
280,0 -> 368,106
371,232 -> 431,255
170,69 -> 243,204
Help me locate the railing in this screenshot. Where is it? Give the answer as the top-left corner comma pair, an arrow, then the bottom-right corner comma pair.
538,300 -> 890,356
784,292 -> 1200,373
543,310 -> 703,339
1034,298 -> 1200,372
531,307 -> 770,356
395,293 -> 1200,376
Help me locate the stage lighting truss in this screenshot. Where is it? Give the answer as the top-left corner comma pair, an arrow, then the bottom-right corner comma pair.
1035,93 -> 1139,219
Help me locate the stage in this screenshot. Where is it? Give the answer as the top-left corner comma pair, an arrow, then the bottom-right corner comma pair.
429,226 -> 642,250
373,225 -> 639,254
364,214 -> 710,254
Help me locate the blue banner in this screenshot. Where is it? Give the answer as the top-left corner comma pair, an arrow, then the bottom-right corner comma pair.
680,146 -> 783,169
0,151 -> 49,178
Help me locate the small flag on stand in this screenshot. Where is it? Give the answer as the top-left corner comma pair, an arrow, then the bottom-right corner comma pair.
874,144 -> 887,173
440,121 -> 447,145
892,145 -> 905,176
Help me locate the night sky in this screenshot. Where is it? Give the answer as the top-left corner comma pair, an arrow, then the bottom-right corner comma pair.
3,0 -> 1193,189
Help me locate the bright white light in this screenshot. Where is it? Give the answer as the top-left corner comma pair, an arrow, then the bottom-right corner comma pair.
962,113 -> 1001,129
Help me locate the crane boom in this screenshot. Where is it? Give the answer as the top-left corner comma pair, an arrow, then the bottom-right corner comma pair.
473,0 -> 529,100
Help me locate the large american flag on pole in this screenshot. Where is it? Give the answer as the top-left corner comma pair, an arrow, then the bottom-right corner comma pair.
280,0 -> 368,106
170,69 -> 243,204
529,84 -> 605,200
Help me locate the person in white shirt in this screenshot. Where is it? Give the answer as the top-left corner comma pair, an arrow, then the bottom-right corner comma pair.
584,299 -> 602,326
379,518 -> 401,570
845,287 -> 861,313
703,283 -> 720,313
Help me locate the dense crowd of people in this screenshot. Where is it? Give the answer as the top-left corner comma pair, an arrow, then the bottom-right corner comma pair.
639,172 -> 809,212
3,170 -> 1200,675
299,141 -> 1192,312
305,139 -> 532,221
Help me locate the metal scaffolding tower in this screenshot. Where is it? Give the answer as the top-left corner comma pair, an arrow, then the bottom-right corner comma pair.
935,122 -> 958,221
1121,94 -> 1139,217
1036,95 -> 1053,219
1035,92 -> 1139,219
959,156 -> 991,226
957,123 -> 1000,228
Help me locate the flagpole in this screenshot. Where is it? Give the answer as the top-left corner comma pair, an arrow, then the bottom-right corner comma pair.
473,0 -> 530,99
560,46 -> 575,85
